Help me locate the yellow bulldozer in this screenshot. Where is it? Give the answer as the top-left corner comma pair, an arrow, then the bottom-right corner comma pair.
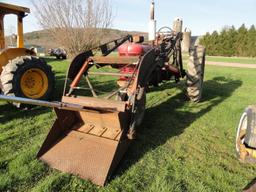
0,2 -> 54,107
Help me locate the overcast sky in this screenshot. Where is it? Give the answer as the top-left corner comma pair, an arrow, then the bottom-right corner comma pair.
1,0 -> 256,36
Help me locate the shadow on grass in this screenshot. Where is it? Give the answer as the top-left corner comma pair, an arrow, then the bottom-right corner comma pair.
113,76 -> 242,179
0,74 -> 243,188
0,73 -> 119,124
0,74 -> 66,124
0,104 -> 51,125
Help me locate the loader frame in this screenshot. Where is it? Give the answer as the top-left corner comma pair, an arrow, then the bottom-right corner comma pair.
36,32 -> 186,185
0,31 -> 193,186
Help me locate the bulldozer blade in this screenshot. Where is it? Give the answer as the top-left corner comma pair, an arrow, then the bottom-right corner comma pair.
37,105 -> 131,186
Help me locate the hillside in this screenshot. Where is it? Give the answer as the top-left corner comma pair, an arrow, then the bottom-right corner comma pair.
5,29 -> 198,53
22,29 -> 147,51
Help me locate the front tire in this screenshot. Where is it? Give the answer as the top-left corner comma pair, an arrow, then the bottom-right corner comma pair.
0,56 -> 55,107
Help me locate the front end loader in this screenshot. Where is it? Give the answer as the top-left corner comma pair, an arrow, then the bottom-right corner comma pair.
0,1 -> 206,186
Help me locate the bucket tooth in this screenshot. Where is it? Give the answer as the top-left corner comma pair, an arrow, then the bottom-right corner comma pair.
37,106 -> 131,186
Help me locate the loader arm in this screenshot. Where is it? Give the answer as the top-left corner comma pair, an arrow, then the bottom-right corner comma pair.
0,32 -> 187,186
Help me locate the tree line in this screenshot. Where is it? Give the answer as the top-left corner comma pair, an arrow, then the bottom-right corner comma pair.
199,24 -> 256,57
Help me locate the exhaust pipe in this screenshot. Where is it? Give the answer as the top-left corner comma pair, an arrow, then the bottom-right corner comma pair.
148,0 -> 156,41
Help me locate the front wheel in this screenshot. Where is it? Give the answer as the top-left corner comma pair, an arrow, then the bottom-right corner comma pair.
0,56 -> 55,107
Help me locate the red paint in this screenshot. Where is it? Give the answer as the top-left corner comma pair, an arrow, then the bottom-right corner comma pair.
119,66 -> 137,81
117,43 -> 151,83
118,43 -> 150,56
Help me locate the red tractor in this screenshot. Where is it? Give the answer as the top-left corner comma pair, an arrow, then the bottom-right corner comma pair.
0,1 -> 206,186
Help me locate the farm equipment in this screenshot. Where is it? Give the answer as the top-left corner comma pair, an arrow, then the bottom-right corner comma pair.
0,1 -> 206,186
236,106 -> 256,163
48,48 -> 67,60
0,2 -> 54,106
236,106 -> 256,191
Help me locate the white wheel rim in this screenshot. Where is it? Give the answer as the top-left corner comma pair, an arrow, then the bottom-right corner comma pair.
236,112 -> 248,153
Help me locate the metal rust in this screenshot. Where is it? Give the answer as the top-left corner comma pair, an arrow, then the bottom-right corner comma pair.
243,178 -> 256,192
62,96 -> 127,112
93,56 -> 139,65
70,59 -> 91,89
37,107 -> 131,186
0,10 -> 193,186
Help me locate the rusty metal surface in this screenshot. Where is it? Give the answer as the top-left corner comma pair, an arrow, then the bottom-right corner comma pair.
243,179 -> 256,192
93,56 -> 139,65
77,122 -> 122,141
62,96 -> 127,112
67,35 -> 132,80
70,59 -> 91,89
39,130 -> 127,186
38,107 -> 131,186
88,71 -> 133,77
37,108 -> 78,157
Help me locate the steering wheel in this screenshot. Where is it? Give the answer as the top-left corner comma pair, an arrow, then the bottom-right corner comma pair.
157,26 -> 173,36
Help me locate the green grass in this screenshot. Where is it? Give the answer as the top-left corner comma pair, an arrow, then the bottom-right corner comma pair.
206,56 -> 256,64
1,58 -> 256,191
182,55 -> 256,64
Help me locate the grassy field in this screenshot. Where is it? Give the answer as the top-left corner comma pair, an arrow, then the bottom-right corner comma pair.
1,58 -> 256,191
206,56 -> 256,64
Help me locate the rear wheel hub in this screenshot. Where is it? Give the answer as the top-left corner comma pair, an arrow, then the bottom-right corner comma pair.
20,68 -> 49,99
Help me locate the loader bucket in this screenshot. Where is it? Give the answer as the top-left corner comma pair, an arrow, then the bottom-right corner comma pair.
37,96 -> 131,186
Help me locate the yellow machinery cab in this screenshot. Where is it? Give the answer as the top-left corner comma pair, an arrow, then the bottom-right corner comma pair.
0,2 -> 35,73
0,2 -> 54,103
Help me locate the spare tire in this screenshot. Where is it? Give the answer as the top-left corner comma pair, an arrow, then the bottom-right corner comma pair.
0,56 -> 55,107
186,45 -> 206,102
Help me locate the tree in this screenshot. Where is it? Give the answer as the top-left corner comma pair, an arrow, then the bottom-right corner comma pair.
199,24 -> 256,57
235,24 -> 248,56
220,26 -> 237,56
210,31 -> 219,56
227,26 -> 237,56
32,0 -> 113,57
247,25 -> 256,57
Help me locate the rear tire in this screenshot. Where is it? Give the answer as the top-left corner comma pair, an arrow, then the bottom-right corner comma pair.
0,56 -> 55,107
186,45 -> 206,102
236,105 -> 256,163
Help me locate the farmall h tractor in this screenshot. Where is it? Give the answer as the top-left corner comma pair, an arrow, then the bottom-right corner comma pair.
0,1 -> 205,186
